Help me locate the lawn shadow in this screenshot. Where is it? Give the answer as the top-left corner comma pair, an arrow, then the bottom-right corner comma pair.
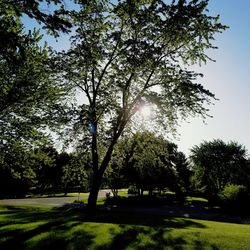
0,206 -> 93,250
0,206 -> 214,250
107,226 -> 187,250
84,209 -> 206,229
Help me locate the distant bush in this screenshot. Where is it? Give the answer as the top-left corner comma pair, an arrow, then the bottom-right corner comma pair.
73,200 -> 85,205
127,186 -> 138,195
219,185 -> 250,214
105,193 -> 183,207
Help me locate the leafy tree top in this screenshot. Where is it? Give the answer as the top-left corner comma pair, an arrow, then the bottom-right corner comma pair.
0,0 -> 72,34
0,1 -> 68,149
58,0 -> 227,147
190,139 -> 249,194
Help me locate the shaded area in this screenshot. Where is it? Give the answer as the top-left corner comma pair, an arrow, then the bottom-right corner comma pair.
0,205 -> 214,250
1,205 -> 250,249
0,193 -> 249,224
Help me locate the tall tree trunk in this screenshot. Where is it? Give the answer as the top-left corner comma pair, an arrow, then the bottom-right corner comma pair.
87,171 -> 102,216
87,129 -> 100,216
149,188 -> 153,196
87,136 -> 119,216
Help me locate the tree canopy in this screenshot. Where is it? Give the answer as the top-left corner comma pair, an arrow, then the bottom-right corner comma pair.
0,0 -> 75,198
190,139 -> 249,199
107,131 -> 191,195
0,0 -> 71,163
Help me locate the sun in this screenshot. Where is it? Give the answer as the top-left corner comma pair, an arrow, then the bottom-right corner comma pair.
139,105 -> 152,119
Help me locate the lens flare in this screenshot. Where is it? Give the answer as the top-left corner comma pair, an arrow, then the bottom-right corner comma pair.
139,105 -> 152,119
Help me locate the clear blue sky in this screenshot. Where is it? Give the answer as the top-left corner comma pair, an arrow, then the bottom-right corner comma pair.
175,0 -> 250,155
23,0 -> 250,155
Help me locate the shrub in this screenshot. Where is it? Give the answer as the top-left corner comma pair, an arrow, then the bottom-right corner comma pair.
127,186 -> 138,195
105,193 -> 182,207
219,185 -> 249,214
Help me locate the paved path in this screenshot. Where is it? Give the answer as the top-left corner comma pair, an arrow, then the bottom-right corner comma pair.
0,197 -> 76,207
0,190 -> 112,207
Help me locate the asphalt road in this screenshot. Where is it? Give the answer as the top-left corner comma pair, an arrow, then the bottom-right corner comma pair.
0,190 -> 112,207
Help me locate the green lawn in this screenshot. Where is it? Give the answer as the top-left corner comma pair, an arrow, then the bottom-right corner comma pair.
0,206 -> 250,250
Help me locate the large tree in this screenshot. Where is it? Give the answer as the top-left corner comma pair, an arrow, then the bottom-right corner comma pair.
0,0 -> 72,163
190,139 -> 249,199
57,0 -> 226,214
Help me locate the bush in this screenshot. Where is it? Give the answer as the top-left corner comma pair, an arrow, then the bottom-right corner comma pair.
127,186 -> 138,195
105,193 -> 183,207
219,185 -> 250,214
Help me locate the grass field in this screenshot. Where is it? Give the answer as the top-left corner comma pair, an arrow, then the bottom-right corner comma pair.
0,205 -> 250,250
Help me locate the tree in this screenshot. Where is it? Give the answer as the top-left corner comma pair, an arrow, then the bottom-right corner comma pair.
105,142 -> 127,197
0,0 -> 72,175
57,0 -> 226,214
190,139 -> 249,200
0,0 -> 71,35
113,131 -> 190,195
61,152 -> 92,194
122,132 -> 177,195
0,142 -> 37,197
0,1 -> 73,197
33,146 -> 62,195
171,151 -> 192,193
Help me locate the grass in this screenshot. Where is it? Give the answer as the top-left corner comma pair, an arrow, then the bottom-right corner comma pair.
0,205 -> 250,250
185,196 -> 208,206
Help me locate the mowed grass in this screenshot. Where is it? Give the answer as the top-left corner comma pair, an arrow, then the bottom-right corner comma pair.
0,206 -> 250,250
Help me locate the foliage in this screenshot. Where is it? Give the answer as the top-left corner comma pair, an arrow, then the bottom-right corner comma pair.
33,146 -> 60,195
0,145 -> 91,197
61,152 -> 92,194
219,185 -> 247,202
0,0 -> 72,35
0,0 -> 71,195
125,132 -> 177,194
108,131 -> 191,195
219,184 -> 250,213
0,143 -> 37,197
190,139 -> 249,200
55,0 -> 227,213
0,145 -> 61,197
127,185 -> 138,195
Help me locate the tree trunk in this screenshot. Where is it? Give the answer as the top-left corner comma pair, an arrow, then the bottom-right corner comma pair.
149,188 -> 153,196
86,114 -> 126,216
141,189 -> 144,196
87,172 -> 102,217
87,137 -> 119,216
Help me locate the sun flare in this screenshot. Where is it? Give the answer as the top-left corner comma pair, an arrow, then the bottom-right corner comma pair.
139,105 -> 152,119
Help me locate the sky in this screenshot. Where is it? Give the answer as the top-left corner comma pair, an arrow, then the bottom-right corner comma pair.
174,0 -> 250,155
23,0 -> 250,155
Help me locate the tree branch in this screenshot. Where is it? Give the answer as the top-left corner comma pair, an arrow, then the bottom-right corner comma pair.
94,21 -> 124,101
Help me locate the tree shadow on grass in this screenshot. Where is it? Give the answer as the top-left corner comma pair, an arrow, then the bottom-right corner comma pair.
0,206 -> 219,250
81,210 -> 211,249
0,206 -> 93,250
96,225 -> 219,250
85,210 -> 206,228
108,227 -> 186,250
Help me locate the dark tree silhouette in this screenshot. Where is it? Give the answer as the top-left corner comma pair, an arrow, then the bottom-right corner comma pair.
190,139 -> 249,200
